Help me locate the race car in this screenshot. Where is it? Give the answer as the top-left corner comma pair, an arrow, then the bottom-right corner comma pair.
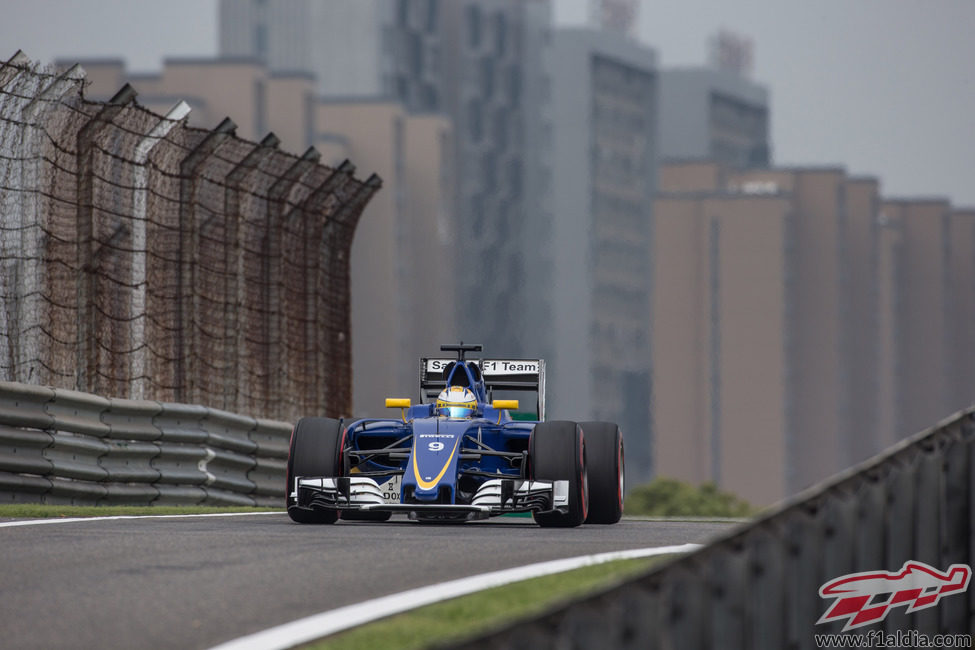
286,343 -> 624,527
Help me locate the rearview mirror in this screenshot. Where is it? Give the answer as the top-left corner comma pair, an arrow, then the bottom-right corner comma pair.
491,399 -> 519,410
385,398 -> 411,408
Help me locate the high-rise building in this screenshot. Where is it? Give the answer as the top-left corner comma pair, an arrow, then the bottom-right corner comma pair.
653,160 -> 975,504
877,199 -> 955,437
527,27 -> 658,483
875,203 -> 902,451
653,162 -> 882,503
658,67 -> 770,168
729,166 -> 849,492
219,0 -> 553,359
219,1 -> 430,103
841,176 -> 883,464
653,162 -> 791,502
949,207 -> 975,416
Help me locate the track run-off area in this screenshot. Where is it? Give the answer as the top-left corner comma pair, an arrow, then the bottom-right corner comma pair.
0,512 -> 737,649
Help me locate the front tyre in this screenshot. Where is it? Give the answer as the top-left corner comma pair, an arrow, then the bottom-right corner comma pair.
286,417 -> 343,524
530,420 -> 588,528
579,422 -> 624,524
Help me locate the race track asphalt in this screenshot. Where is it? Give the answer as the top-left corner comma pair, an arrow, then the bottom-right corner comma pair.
0,513 -> 738,649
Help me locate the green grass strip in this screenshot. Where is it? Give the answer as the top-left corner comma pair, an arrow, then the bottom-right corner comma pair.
304,555 -> 673,650
0,504 -> 281,519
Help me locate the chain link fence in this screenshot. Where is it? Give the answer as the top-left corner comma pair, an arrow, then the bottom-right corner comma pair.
0,52 -> 381,422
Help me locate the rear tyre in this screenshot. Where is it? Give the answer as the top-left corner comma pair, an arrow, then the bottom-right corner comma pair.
579,422 -> 624,524
286,417 -> 343,524
530,420 -> 588,528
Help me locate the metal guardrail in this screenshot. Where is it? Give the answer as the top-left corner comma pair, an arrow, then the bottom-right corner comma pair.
0,381 -> 290,506
452,408 -> 974,648
2,378 -> 970,643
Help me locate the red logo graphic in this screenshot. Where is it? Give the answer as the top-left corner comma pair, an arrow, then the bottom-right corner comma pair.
817,561 -> 971,631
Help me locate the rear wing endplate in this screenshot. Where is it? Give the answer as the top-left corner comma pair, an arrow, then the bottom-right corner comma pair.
419,358 -> 546,420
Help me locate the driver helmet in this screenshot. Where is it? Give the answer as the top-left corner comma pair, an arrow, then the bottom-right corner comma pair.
436,386 -> 477,418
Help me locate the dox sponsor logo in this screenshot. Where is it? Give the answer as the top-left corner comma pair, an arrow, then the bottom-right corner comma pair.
817,561 -> 971,631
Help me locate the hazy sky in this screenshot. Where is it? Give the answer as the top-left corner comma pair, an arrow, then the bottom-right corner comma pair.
2,0 -> 973,206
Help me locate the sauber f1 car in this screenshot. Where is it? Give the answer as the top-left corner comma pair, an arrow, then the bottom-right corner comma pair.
286,344 -> 624,527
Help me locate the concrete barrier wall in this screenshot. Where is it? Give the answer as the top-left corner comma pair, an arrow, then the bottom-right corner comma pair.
0,381 -> 291,506
454,408 -> 975,648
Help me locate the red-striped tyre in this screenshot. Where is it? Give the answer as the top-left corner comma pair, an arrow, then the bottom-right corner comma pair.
579,421 -> 624,524
529,420 -> 588,528
286,417 -> 343,524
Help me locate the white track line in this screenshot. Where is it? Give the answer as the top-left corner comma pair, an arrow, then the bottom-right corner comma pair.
209,543 -> 702,650
0,511 -> 280,528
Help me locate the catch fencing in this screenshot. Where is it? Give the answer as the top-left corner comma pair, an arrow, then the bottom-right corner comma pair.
0,51 -> 381,423
454,408 -> 975,648
0,380 -> 291,506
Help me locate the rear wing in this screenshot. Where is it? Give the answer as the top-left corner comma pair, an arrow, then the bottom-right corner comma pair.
419,358 -> 547,420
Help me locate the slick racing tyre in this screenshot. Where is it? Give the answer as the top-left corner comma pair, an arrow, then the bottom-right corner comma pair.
579,421 -> 624,524
530,420 -> 588,528
286,417 -> 343,524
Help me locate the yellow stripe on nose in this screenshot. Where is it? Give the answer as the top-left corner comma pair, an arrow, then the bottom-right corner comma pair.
413,436 -> 462,490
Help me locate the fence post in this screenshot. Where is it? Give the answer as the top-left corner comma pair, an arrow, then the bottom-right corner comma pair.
322,173 -> 382,416
855,466 -> 888,574
265,147 -> 320,416
0,57 -> 38,381
661,561 -> 708,649
130,100 -> 191,400
14,64 -> 85,386
914,439 -> 943,635
176,117 -> 237,404
223,133 -> 279,413
939,416 -> 972,632
708,547 -> 747,648
287,159 -> 355,415
747,527 -> 787,650
883,452 -> 918,634
74,83 -> 137,393
822,486 -> 857,598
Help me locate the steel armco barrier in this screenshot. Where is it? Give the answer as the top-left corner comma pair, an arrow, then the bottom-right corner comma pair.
0,381 -> 291,506
450,408 -> 975,648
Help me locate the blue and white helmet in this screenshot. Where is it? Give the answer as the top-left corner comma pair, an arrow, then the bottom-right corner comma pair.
436,386 -> 477,418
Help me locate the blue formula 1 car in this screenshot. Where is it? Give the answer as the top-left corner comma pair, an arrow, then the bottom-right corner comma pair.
286,344 -> 624,527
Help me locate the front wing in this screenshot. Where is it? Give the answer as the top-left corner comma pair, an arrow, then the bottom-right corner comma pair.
292,476 -> 569,521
